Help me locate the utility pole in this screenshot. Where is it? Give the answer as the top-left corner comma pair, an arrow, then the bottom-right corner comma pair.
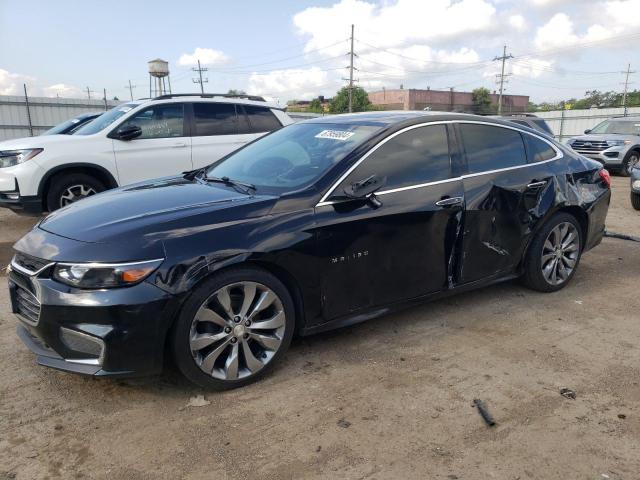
85,86 -> 95,101
125,80 -> 137,101
103,88 -> 108,111
341,24 -> 358,113
493,45 -> 513,114
23,84 -> 33,137
621,63 -> 635,116
192,59 -> 208,94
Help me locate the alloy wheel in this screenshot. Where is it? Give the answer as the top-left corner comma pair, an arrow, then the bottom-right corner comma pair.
59,184 -> 97,207
626,153 -> 639,175
189,281 -> 286,381
541,222 -> 580,286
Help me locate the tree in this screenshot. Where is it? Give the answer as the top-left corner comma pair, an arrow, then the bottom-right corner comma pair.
471,87 -> 493,114
329,86 -> 371,113
308,98 -> 323,113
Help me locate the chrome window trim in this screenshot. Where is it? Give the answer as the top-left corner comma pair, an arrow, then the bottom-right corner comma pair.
316,120 -> 563,207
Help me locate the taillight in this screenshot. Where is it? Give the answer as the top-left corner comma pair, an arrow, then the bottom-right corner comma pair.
599,169 -> 611,188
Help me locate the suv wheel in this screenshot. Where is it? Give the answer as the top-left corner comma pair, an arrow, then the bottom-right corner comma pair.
621,150 -> 639,177
46,173 -> 105,211
522,213 -> 583,292
172,266 -> 295,389
631,192 -> 640,210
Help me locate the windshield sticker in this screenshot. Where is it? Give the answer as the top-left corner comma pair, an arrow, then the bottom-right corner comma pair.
315,129 -> 355,141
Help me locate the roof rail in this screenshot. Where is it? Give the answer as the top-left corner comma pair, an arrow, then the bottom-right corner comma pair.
153,93 -> 266,102
500,112 -> 538,117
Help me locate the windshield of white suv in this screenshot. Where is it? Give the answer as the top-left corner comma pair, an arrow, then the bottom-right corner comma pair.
590,119 -> 640,135
74,103 -> 139,135
206,122 -> 381,194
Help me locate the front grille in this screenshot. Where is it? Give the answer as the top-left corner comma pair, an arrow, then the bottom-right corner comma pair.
570,140 -> 609,153
13,252 -> 50,274
14,284 -> 41,325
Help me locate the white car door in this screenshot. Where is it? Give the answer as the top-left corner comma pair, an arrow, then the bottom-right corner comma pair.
190,102 -> 254,169
112,103 -> 192,185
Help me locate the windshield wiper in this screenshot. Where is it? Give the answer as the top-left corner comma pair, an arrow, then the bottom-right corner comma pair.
202,175 -> 256,194
183,167 -> 207,181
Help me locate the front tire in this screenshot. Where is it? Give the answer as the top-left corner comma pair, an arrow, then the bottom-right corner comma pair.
46,173 -> 105,211
620,150 -> 640,177
522,213 -> 583,292
631,192 -> 640,210
172,266 -> 295,389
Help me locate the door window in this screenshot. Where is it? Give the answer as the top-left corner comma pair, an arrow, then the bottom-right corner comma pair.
244,105 -> 282,133
337,124 -> 451,193
524,134 -> 556,163
193,103 -> 237,136
459,124 -> 526,174
119,104 -> 184,139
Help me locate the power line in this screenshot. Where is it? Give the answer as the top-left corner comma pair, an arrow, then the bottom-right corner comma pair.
494,45 -> 513,114
192,60 -> 208,94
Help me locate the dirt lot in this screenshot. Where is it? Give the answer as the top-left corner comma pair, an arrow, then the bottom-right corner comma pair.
1,177 -> 639,480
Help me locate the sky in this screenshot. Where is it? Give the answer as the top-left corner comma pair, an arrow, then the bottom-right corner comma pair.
1,0 -> 639,105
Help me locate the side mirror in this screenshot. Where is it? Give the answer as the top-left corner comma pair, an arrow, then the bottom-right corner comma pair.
342,174 -> 386,208
116,125 -> 142,141
584,129 -> 592,134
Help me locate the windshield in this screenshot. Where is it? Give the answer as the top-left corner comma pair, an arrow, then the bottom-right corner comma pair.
590,119 -> 640,135
74,103 -> 139,135
206,122 -> 382,194
41,117 -> 88,135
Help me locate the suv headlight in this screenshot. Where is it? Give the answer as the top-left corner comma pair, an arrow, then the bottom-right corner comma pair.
606,140 -> 631,147
0,149 -> 43,168
53,259 -> 163,288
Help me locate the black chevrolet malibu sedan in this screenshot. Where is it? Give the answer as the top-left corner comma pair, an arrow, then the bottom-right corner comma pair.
8,112 -> 611,389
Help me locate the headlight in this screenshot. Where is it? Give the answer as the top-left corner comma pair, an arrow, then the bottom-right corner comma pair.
606,140 -> 631,147
53,259 -> 163,288
0,149 -> 43,168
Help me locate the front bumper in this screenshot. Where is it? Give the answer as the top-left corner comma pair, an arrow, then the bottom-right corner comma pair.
569,147 -> 624,169
0,191 -> 43,215
8,262 -> 179,377
0,162 -> 45,215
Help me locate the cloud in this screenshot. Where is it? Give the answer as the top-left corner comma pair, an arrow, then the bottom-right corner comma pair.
533,13 -> 611,51
508,14 -> 526,30
42,83 -> 84,98
247,67 -> 332,100
293,0 -> 497,56
178,47 -> 229,66
0,69 -> 36,96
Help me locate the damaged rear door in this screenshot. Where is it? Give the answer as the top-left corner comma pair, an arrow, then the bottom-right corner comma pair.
456,122 -> 558,284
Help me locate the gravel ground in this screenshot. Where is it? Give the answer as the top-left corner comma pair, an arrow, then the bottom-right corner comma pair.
0,176 -> 638,480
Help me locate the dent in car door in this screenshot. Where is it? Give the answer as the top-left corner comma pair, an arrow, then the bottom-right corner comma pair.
112,103 -> 192,186
314,124 -> 465,321
456,123 -> 557,283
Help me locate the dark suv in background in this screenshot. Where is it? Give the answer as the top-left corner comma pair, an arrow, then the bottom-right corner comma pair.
492,113 -> 554,136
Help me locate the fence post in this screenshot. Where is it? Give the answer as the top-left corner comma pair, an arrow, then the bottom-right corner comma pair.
23,83 -> 34,137
559,103 -> 565,142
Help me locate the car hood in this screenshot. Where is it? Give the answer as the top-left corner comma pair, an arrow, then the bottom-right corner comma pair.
569,133 -> 638,143
0,133 -> 97,150
38,176 -> 278,244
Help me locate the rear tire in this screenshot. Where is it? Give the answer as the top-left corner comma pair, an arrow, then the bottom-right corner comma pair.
631,192 -> 640,211
46,173 -> 105,212
171,266 -> 295,390
522,212 -> 583,293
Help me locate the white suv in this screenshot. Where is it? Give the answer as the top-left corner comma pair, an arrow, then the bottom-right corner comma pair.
0,94 -> 292,215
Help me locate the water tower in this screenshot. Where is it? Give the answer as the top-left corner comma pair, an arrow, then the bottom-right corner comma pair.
148,58 -> 172,97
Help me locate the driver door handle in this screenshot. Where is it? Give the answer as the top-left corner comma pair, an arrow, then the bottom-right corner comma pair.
435,196 -> 463,207
171,142 -> 187,148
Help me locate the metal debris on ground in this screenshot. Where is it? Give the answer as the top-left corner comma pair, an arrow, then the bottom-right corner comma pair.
603,230 -> 640,243
472,399 -> 496,427
560,388 -> 577,400
337,418 -> 351,428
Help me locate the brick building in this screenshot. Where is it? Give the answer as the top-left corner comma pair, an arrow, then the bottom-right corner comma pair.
368,88 -> 529,113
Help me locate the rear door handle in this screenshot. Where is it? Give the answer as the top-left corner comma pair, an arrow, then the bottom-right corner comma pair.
435,196 -> 463,207
171,142 -> 187,148
526,181 -> 547,189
